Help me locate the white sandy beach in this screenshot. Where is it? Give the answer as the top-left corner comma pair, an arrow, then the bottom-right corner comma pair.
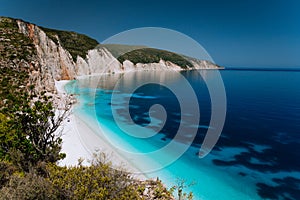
55,80 -> 147,179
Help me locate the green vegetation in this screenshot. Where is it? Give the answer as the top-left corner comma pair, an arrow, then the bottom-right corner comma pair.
0,17 -> 18,29
0,154 -> 175,200
40,27 -> 99,61
117,48 -> 193,69
46,153 -> 174,200
169,179 -> 195,200
0,164 -> 63,200
0,63 -> 67,171
97,44 -> 148,58
0,17 -> 37,66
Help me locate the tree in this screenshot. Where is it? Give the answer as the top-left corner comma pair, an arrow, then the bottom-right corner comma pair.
0,67 -> 70,171
11,91 -> 70,170
169,179 -> 195,200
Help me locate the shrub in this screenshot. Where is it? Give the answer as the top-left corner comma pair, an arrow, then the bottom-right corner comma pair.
0,172 -> 64,200
47,153 -> 141,200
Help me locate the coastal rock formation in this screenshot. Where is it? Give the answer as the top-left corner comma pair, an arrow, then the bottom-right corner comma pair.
190,59 -> 221,69
76,48 -> 122,75
1,17 -> 222,94
123,59 -> 182,71
17,20 -> 76,92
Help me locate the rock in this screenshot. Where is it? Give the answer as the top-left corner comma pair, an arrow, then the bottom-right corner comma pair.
76,48 -> 122,75
190,59 -> 222,69
17,20 -> 76,93
143,187 -> 149,196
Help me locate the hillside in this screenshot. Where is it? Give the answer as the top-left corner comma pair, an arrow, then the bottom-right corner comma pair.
117,48 -> 193,69
97,43 -> 148,58
40,27 -> 99,61
0,17 -> 35,109
99,44 -> 222,69
0,17 -> 37,69
181,54 -> 223,69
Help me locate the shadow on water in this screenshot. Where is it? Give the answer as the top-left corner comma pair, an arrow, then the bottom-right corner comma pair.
71,69 -> 300,199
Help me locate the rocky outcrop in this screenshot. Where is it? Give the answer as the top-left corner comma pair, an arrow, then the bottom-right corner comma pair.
122,59 -> 182,72
17,20 -> 76,92
76,52 -> 184,75
76,48 -> 122,75
190,59 -> 222,69
75,48 -> 214,76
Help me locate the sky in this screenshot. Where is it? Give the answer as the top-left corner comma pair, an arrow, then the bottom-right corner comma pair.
1,0 -> 300,67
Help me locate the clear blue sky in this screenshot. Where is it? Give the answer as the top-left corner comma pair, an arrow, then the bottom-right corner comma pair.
1,0 -> 300,67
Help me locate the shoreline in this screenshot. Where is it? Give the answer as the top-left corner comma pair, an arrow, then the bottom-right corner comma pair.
55,80 -> 147,180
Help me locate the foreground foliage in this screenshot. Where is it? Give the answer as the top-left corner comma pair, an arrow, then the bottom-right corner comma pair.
0,154 -> 175,200
0,66 -> 68,171
48,153 -> 141,200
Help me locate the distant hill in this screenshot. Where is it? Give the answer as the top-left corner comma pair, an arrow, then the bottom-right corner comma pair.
117,48 -> 193,69
181,54 -> 223,69
98,44 -> 221,69
97,44 -> 147,58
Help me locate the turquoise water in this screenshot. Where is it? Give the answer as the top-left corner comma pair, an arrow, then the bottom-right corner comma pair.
66,69 -> 300,200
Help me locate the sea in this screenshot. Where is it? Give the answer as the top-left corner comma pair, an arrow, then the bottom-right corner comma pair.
66,68 -> 300,200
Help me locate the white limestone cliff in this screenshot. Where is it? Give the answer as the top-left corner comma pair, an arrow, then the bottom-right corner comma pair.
190,60 -> 221,69
127,59 -> 182,71
16,19 -> 221,94
76,48 -> 122,75
17,20 -> 76,92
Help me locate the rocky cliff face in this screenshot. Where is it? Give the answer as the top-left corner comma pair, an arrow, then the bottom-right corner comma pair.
190,59 -> 221,69
123,59 -> 183,71
1,18 -> 221,94
76,48 -> 122,75
17,20 -> 76,92
16,20 -> 124,91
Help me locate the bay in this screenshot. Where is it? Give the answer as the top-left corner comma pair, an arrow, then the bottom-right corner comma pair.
67,69 -> 300,200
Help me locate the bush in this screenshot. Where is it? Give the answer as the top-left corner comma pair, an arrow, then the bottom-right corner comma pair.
47,153 -> 141,200
0,172 -> 64,200
0,161 -> 17,188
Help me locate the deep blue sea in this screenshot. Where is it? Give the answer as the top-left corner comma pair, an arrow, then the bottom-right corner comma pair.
67,69 -> 300,200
